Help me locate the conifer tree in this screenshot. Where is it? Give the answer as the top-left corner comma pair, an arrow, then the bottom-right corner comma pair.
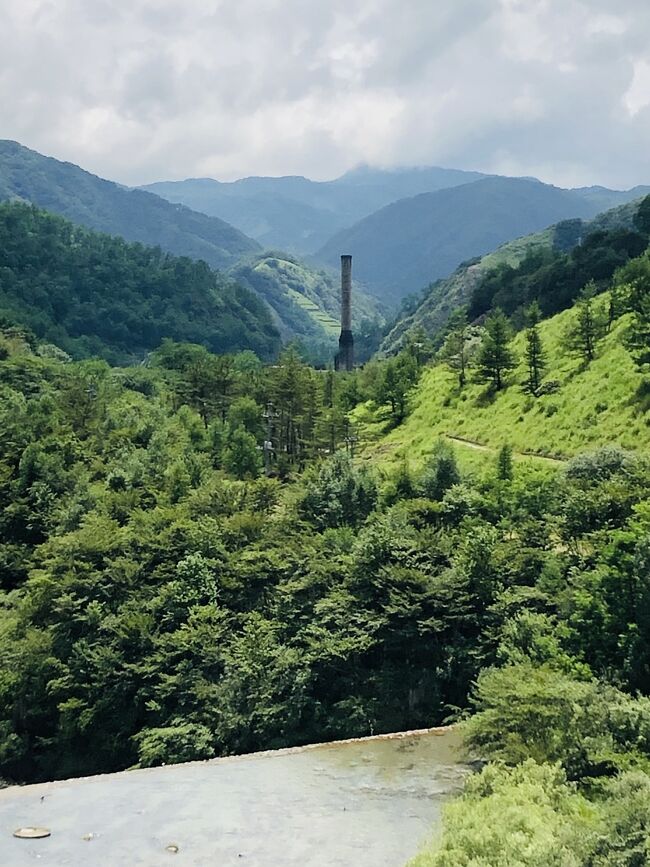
497,443 -> 514,481
524,301 -> 546,393
477,309 -> 516,391
441,308 -> 470,387
567,281 -> 605,364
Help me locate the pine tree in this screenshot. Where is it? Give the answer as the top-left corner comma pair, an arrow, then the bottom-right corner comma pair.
477,309 -> 516,391
497,443 -> 514,481
524,302 -> 546,393
567,281 -> 605,364
440,308 -> 470,387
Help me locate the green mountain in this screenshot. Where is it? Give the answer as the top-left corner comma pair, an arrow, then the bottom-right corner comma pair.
141,165 -> 488,255
230,252 -> 384,361
361,294 -> 649,473
0,202 -> 279,363
0,140 -> 260,271
314,177 -> 612,305
381,198 -> 647,355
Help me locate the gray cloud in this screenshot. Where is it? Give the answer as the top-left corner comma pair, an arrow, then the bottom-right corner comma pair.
1,0 -> 649,188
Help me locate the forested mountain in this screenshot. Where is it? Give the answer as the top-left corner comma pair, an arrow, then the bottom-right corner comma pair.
0,140 -> 259,271
0,203 -> 279,362
231,252 -> 384,362
1,229 -> 650,800
382,197 -> 648,354
572,183 -> 650,213
314,177 -> 608,305
141,165 -> 488,255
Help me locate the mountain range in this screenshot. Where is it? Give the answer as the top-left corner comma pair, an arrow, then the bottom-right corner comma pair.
381,197 -> 646,355
0,140 -> 259,272
141,165 -> 488,255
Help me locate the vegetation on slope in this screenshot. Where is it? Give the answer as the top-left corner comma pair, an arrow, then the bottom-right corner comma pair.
381,197 -> 646,356
141,165 -> 488,255
0,203 -> 279,363
0,139 -> 259,271
361,298 -> 647,468
230,252 -> 384,364
314,177 -> 601,304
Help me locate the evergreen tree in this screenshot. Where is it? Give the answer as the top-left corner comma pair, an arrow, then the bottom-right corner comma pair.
523,302 -> 546,393
440,308 -> 471,387
420,440 -> 461,500
567,281 -> 605,364
617,252 -> 650,367
496,443 -> 514,481
477,309 -> 516,391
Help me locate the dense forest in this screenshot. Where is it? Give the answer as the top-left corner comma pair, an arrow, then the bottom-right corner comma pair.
0,140 -> 259,271
1,190 -> 650,864
0,203 -> 280,363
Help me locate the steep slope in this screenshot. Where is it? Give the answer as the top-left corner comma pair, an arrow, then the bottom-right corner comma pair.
381,198 -> 646,355
361,296 -> 648,470
0,203 -> 279,363
0,140 -> 259,271
230,253 -> 384,362
314,177 -> 603,305
142,165 -> 487,255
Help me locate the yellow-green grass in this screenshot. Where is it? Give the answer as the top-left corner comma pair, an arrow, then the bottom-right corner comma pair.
355,298 -> 649,473
286,288 -> 340,336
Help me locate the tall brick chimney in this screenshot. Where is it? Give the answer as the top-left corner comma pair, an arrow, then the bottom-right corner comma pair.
335,254 -> 354,371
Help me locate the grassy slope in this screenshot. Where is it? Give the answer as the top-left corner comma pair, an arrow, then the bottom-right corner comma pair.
357,298 -> 648,471
380,199 -> 642,357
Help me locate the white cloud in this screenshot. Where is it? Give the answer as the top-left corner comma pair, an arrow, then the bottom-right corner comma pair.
0,0 -> 649,188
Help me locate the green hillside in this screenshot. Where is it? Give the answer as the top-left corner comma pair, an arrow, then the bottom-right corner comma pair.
231,252 -> 384,362
357,295 -> 648,470
0,203 -> 279,362
314,177 -> 601,305
0,140 -> 259,271
381,198 -> 646,355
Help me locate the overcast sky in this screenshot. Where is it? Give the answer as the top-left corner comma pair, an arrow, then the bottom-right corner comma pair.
2,0 -> 650,188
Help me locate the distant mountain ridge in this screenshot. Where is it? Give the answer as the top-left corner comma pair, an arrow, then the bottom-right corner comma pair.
141,165 -> 488,254
314,176 -> 608,304
0,140 -> 260,271
380,196 -> 648,355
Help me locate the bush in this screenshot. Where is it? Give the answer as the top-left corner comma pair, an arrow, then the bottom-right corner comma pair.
134,722 -> 215,768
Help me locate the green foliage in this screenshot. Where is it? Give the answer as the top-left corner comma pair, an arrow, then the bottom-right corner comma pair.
469,226 -> 646,322
410,761 -> 596,867
566,281 -> 606,363
134,722 -> 216,767
476,309 -> 516,390
222,427 -> 262,480
633,194 -> 650,237
419,441 -> 461,500
496,443 -> 514,481
0,203 -> 279,363
524,301 -> 546,392
299,451 -> 378,529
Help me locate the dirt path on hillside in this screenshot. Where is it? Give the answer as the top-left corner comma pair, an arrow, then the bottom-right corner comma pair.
444,435 -> 566,465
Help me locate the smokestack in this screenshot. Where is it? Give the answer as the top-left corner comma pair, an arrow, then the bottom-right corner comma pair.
335,255 -> 354,372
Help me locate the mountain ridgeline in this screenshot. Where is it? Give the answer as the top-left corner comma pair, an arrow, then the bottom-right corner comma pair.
382,196 -> 649,354
0,203 -> 279,363
314,177 -> 614,304
0,140 -> 260,272
141,165 -> 489,255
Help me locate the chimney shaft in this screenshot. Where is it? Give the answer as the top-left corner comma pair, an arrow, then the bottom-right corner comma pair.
341,254 -> 352,331
335,254 -> 354,372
